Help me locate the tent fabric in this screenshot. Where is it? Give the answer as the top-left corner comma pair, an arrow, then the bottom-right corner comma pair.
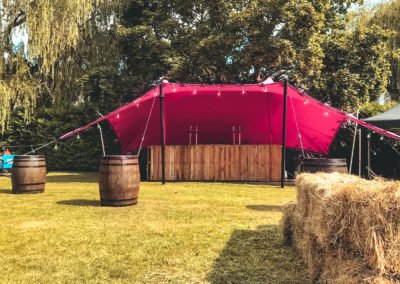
364,104 -> 400,130
60,82 -> 400,156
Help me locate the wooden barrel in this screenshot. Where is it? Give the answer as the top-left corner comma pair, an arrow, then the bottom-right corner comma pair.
11,155 -> 47,194
302,158 -> 348,174
98,155 -> 140,207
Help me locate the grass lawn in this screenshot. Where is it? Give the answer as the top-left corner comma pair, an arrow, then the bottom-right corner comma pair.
0,172 -> 308,283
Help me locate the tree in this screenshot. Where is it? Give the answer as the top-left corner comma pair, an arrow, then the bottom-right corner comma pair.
368,0 -> 400,100
0,0 -> 117,132
308,26 -> 391,111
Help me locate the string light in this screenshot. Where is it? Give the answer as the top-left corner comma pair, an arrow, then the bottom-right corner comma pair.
54,143 -> 58,150
380,136 -> 384,141
193,87 -> 197,95
241,87 -> 245,95
263,85 -> 267,92
77,134 -> 81,140
116,113 -> 120,119
304,99 -> 309,105
172,84 -> 176,92
217,88 -> 221,97
367,133 -> 371,139
324,111 -> 329,117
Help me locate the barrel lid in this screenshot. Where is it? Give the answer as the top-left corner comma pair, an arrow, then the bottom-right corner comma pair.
102,155 -> 137,160
14,155 -> 45,160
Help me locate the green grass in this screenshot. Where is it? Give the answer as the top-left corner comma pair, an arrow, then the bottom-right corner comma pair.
0,172 -> 308,283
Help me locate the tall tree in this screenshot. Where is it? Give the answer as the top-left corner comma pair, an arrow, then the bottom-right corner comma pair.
368,0 -> 400,100
0,0 -> 117,132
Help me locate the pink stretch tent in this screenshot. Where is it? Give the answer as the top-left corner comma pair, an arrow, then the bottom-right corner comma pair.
60,82 -> 400,156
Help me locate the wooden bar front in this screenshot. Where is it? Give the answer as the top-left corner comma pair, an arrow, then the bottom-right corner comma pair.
149,145 -> 282,182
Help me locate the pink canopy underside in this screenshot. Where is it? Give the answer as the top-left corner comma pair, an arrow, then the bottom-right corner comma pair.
60,82 -> 400,156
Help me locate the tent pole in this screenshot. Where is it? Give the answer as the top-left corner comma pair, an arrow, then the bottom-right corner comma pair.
367,133 -> 371,179
97,123 -> 106,157
358,128 -> 362,177
349,110 -> 359,174
281,78 -> 288,189
160,82 -> 166,185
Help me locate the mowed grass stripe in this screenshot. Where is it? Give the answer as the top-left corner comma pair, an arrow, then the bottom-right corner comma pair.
0,172 -> 308,283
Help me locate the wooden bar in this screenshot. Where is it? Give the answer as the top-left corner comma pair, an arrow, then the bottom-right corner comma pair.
149,145 -> 282,182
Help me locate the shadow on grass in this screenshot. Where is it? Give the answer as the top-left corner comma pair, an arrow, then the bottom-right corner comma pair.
246,205 -> 283,212
208,225 -> 309,284
0,189 -> 12,194
47,173 -> 98,183
57,199 -> 100,207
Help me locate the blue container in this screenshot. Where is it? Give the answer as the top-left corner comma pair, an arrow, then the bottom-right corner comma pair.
1,155 -> 14,170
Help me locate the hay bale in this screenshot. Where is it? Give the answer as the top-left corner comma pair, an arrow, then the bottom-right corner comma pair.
284,173 -> 400,283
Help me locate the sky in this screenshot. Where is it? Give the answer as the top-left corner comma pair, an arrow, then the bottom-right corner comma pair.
365,0 -> 387,4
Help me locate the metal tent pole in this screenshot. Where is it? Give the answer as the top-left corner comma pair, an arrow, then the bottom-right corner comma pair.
159,82 -> 166,184
367,133 -> 371,179
358,128 -> 362,177
281,78 -> 288,189
97,123 -> 106,157
349,110 -> 359,174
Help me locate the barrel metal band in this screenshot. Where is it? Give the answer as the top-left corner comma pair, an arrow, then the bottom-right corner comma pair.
13,189 -> 44,194
100,197 -> 138,202
102,156 -> 137,160
17,182 -> 46,186
101,163 -> 138,166
13,165 -> 46,168
305,165 -> 344,168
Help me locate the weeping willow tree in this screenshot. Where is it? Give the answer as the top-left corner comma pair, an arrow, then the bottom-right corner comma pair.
0,0 -> 117,132
369,0 -> 400,100
354,0 -> 400,101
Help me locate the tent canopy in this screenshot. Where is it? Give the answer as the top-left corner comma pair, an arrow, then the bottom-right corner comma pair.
60,82 -> 400,156
364,104 -> 400,130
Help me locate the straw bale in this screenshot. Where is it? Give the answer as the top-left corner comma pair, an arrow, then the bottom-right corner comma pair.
282,173 -> 400,283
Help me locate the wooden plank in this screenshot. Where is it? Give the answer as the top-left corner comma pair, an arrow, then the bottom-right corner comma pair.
209,145 -> 215,181
148,144 -> 282,182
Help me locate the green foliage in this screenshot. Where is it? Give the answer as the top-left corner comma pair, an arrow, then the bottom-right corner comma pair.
116,0 -> 388,112
359,100 -> 398,118
308,26 -> 391,111
1,108 -> 119,171
0,0 -> 120,131
368,0 -> 400,100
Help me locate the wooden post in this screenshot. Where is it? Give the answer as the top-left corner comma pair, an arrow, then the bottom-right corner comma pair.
281,79 -> 288,188
160,83 -> 166,184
